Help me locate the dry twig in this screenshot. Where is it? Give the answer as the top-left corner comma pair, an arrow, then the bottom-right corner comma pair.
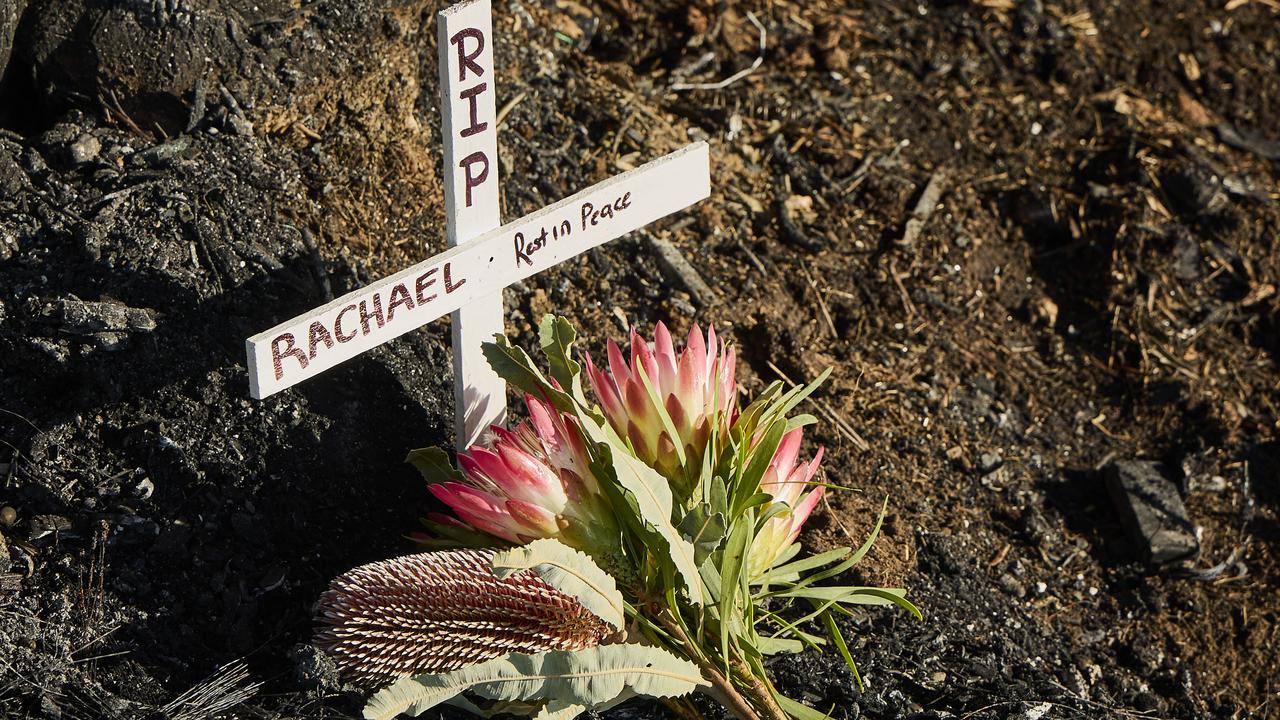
672,12 -> 766,92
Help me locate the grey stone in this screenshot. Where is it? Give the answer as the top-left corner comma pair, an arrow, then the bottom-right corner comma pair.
290,643 -> 339,690
68,133 -> 101,164
1106,460 -> 1199,564
60,296 -> 157,334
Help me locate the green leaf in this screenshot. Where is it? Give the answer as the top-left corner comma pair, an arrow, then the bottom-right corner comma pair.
706,475 -> 729,518
763,367 -> 832,425
405,447 -> 463,484
754,547 -> 851,586
734,419 -> 785,515
731,382 -> 784,440
363,644 -> 706,720
772,586 -> 923,619
784,414 -> 819,432
538,315 -> 588,406
698,558 -> 723,604
491,538 -> 625,631
580,415 -> 704,605
678,506 -> 727,567
821,613 -> 864,693
757,501 -> 794,526
482,335 -> 577,415
755,637 -> 805,655
774,693 -> 832,720
717,517 -> 751,668
849,496 -> 889,566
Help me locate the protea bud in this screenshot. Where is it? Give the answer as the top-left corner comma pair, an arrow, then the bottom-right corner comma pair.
314,549 -> 615,686
747,428 -> 825,578
428,395 -> 621,557
584,322 -> 736,497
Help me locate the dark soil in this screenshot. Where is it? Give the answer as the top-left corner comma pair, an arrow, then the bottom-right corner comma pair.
1,1 -> 1277,718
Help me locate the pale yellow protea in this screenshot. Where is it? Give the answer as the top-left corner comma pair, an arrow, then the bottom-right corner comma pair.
584,322 -> 736,497
747,428 -> 825,578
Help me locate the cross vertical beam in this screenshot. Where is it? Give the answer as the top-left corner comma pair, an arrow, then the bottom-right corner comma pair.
437,0 -> 505,450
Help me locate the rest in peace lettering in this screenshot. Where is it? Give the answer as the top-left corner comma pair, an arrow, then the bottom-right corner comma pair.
514,192 -> 632,266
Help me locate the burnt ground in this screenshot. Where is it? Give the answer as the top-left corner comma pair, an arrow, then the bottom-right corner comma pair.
0,0 -> 1278,718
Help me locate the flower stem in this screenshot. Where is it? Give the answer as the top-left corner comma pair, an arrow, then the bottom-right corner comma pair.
655,612 -> 782,720
733,657 -> 789,720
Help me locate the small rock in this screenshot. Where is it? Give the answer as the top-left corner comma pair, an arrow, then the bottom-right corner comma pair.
39,693 -> 62,719
69,133 -> 101,164
60,296 -> 157,334
29,514 -> 72,541
0,506 -> 16,526
997,572 -> 1026,598
132,137 -> 191,168
28,337 -> 70,365
978,452 -> 1003,474
93,331 -> 131,351
290,643 -> 339,690
669,295 -> 696,317
1016,702 -> 1053,720
1105,460 -> 1199,563
1021,506 -> 1054,547
133,477 -> 155,500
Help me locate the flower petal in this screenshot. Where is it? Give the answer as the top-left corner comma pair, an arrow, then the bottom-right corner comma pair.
506,499 -> 560,536
429,483 -> 523,543
495,443 -> 567,509
785,486 -> 825,545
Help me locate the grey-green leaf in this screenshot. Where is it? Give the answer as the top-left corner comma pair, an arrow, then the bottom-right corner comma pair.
579,414 -> 705,605
678,506 -> 727,567
363,644 -> 706,720
482,335 -> 577,415
491,538 -> 625,631
534,699 -> 586,720
538,315 -> 588,406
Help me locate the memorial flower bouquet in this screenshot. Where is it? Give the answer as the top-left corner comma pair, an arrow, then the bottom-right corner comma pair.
316,316 -> 919,720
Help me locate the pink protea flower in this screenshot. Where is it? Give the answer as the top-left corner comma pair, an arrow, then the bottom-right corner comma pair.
584,322 -> 737,495
428,395 -> 619,555
748,428 -> 825,578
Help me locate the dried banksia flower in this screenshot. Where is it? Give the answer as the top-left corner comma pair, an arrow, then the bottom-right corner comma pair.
314,549 -> 615,687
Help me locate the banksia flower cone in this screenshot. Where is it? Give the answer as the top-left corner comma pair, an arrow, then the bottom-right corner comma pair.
314,549 -> 614,687
585,322 -> 736,497
748,428 -> 825,578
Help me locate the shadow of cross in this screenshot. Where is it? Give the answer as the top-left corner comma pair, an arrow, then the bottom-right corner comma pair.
244,0 -> 710,450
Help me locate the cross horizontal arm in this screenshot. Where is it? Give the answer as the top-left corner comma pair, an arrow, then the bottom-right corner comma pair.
246,141 -> 710,399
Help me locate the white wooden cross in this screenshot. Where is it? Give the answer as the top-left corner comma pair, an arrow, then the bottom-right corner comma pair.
245,0 -> 710,450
